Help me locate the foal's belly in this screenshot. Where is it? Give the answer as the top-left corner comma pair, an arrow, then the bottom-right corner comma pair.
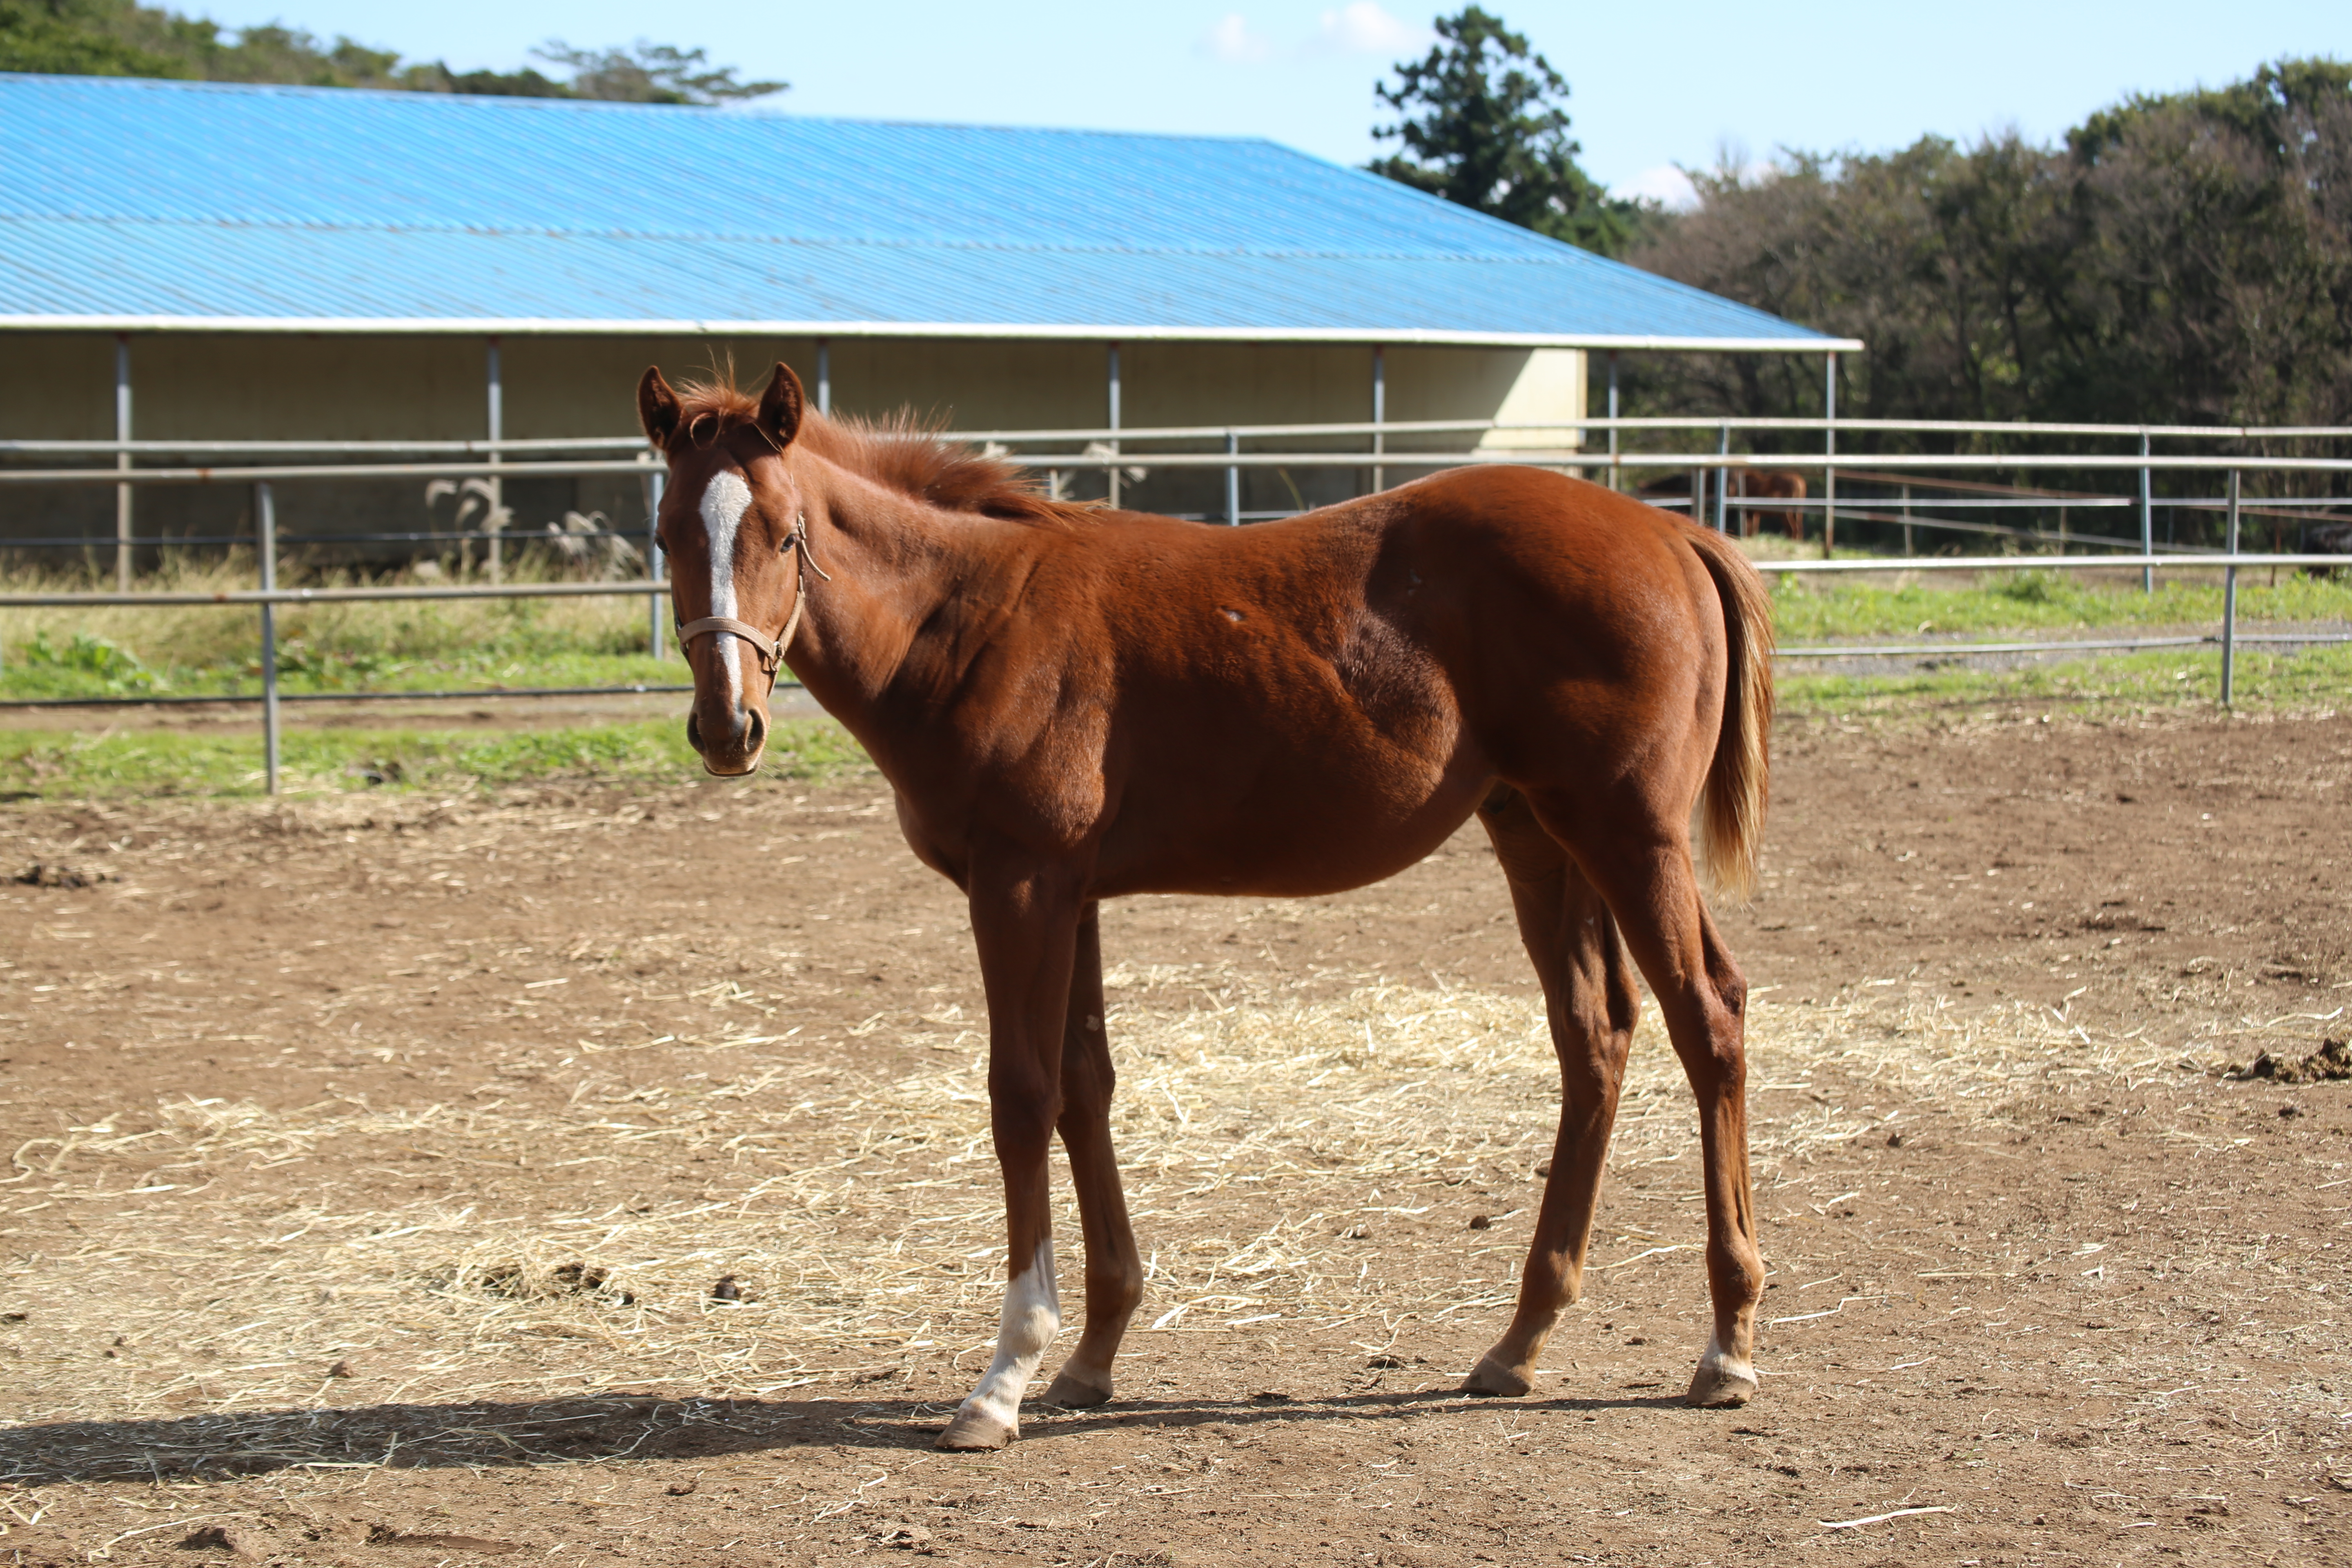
1089,748 -> 1493,901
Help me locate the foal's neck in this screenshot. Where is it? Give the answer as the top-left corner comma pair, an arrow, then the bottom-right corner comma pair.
785,457 -> 1038,755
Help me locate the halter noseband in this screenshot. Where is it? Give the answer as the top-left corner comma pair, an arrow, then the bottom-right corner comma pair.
675,513 -> 831,687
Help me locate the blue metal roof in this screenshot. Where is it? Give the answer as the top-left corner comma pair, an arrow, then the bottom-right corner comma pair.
0,74 -> 1855,348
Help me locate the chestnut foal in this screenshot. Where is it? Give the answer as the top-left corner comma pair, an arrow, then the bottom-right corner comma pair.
641,363 -> 1775,1451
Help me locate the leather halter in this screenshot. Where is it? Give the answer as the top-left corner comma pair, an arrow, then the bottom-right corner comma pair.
675,514 -> 831,688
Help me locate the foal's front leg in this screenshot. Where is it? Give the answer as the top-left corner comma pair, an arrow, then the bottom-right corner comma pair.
938,863 -> 1087,1452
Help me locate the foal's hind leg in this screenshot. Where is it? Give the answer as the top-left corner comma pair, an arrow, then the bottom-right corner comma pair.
1040,904 -> 1146,1408
1463,786 -> 1641,1399
1530,793 -> 1765,1408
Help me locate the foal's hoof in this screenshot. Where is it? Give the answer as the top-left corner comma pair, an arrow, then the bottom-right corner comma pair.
1685,1353 -> 1758,1409
1040,1368 -> 1114,1408
936,1408 -> 1017,1451
1461,1351 -> 1534,1398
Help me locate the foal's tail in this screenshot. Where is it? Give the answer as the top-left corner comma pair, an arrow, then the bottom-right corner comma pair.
1680,525 -> 1776,900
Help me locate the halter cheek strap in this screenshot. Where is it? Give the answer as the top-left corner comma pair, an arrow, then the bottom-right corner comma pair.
675,514 -> 831,688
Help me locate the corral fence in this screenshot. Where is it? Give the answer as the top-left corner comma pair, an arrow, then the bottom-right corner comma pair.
2,415 -> 2348,793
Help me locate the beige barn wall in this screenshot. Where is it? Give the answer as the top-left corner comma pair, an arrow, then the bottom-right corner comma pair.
1,333 -> 118,440
1,332 -> 1593,558
2,332 -> 1590,443
1472,349 -> 1589,449
0,334 -> 120,552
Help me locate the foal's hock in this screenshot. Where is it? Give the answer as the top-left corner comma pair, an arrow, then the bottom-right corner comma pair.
641,361 -> 1775,1450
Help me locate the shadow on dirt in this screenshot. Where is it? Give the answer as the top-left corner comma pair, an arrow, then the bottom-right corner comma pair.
0,1387 -> 1689,1485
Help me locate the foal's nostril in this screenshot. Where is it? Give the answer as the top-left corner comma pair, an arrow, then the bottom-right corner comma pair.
684,711 -> 704,754
744,708 -> 768,754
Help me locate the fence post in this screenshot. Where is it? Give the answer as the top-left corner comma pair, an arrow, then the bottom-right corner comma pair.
1822,352 -> 1838,557
816,338 -> 831,417
2138,432 -> 2154,593
2220,468 -> 2241,708
1715,423 -> 1730,532
1606,352 -> 1619,491
485,337 -> 504,586
1105,343 -> 1121,510
643,465 -> 666,658
257,482 -> 280,795
1901,483 -> 1913,557
1225,430 -> 1240,526
1370,345 -> 1385,494
114,334 -> 133,592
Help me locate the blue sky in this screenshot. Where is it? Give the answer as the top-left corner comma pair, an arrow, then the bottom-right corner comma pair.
199,1 -> 2348,203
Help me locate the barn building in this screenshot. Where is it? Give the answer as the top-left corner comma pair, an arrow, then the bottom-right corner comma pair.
0,72 -> 1853,567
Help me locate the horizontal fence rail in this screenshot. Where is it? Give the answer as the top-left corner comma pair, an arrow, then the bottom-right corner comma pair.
29,550 -> 2347,603
12,414 -> 2352,457
1777,632 -> 2352,659
0,683 -> 694,710
0,579 -> 672,608
4,550 -> 2345,792
16,451 -> 2352,487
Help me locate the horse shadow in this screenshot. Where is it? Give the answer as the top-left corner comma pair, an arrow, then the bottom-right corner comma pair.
0,1386 -> 1686,1486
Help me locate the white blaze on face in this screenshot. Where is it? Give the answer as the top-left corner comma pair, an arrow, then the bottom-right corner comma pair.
698,469 -> 755,709
957,1239 -> 1061,1435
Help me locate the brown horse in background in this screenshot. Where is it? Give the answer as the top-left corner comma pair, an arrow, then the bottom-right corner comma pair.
1735,470 -> 1811,540
639,362 -> 1775,1450
1639,468 -> 1810,540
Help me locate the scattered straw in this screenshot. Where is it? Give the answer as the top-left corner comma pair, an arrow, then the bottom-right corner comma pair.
0,964 -> 2241,1479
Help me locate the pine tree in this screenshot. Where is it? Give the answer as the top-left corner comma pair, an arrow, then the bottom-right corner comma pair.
1367,6 -> 1645,256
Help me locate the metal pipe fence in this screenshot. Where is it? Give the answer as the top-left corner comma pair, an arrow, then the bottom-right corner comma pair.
8,414 -> 2352,452
14,449 -> 2352,486
4,441 -> 2345,564
5,419 -> 2350,793
4,548 -> 2344,790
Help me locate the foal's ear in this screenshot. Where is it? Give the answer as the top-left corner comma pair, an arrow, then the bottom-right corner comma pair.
757,362 -> 806,450
638,367 -> 682,448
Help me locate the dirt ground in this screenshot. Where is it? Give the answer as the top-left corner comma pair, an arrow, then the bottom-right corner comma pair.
2,707 -> 2349,1566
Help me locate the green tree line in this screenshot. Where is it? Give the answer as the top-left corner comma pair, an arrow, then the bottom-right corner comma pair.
1622,59 -> 2352,439
1369,14 -> 2351,439
0,0 -> 781,103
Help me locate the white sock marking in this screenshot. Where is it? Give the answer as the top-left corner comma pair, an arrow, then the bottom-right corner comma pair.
1701,1329 -> 1756,1387
958,1239 -> 1060,1434
697,469 -> 753,712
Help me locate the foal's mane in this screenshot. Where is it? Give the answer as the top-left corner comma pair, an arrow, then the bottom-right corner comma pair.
668,376 -> 1089,528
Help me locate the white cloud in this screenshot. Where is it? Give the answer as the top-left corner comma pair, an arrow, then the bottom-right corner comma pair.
1313,2 -> 1429,55
1200,13 -> 1274,64
1203,5 -> 1427,66
1619,164 -> 1699,210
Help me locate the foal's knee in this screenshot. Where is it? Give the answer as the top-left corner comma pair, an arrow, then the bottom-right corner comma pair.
1089,1258 -> 1146,1320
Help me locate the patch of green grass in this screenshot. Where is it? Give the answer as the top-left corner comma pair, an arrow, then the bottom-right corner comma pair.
1779,641 -> 2352,719
0,556 -> 670,702
0,717 -> 869,800
1770,568 -> 2352,641
0,639 -> 678,704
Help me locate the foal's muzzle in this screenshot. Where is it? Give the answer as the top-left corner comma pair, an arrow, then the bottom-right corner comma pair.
686,702 -> 767,776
